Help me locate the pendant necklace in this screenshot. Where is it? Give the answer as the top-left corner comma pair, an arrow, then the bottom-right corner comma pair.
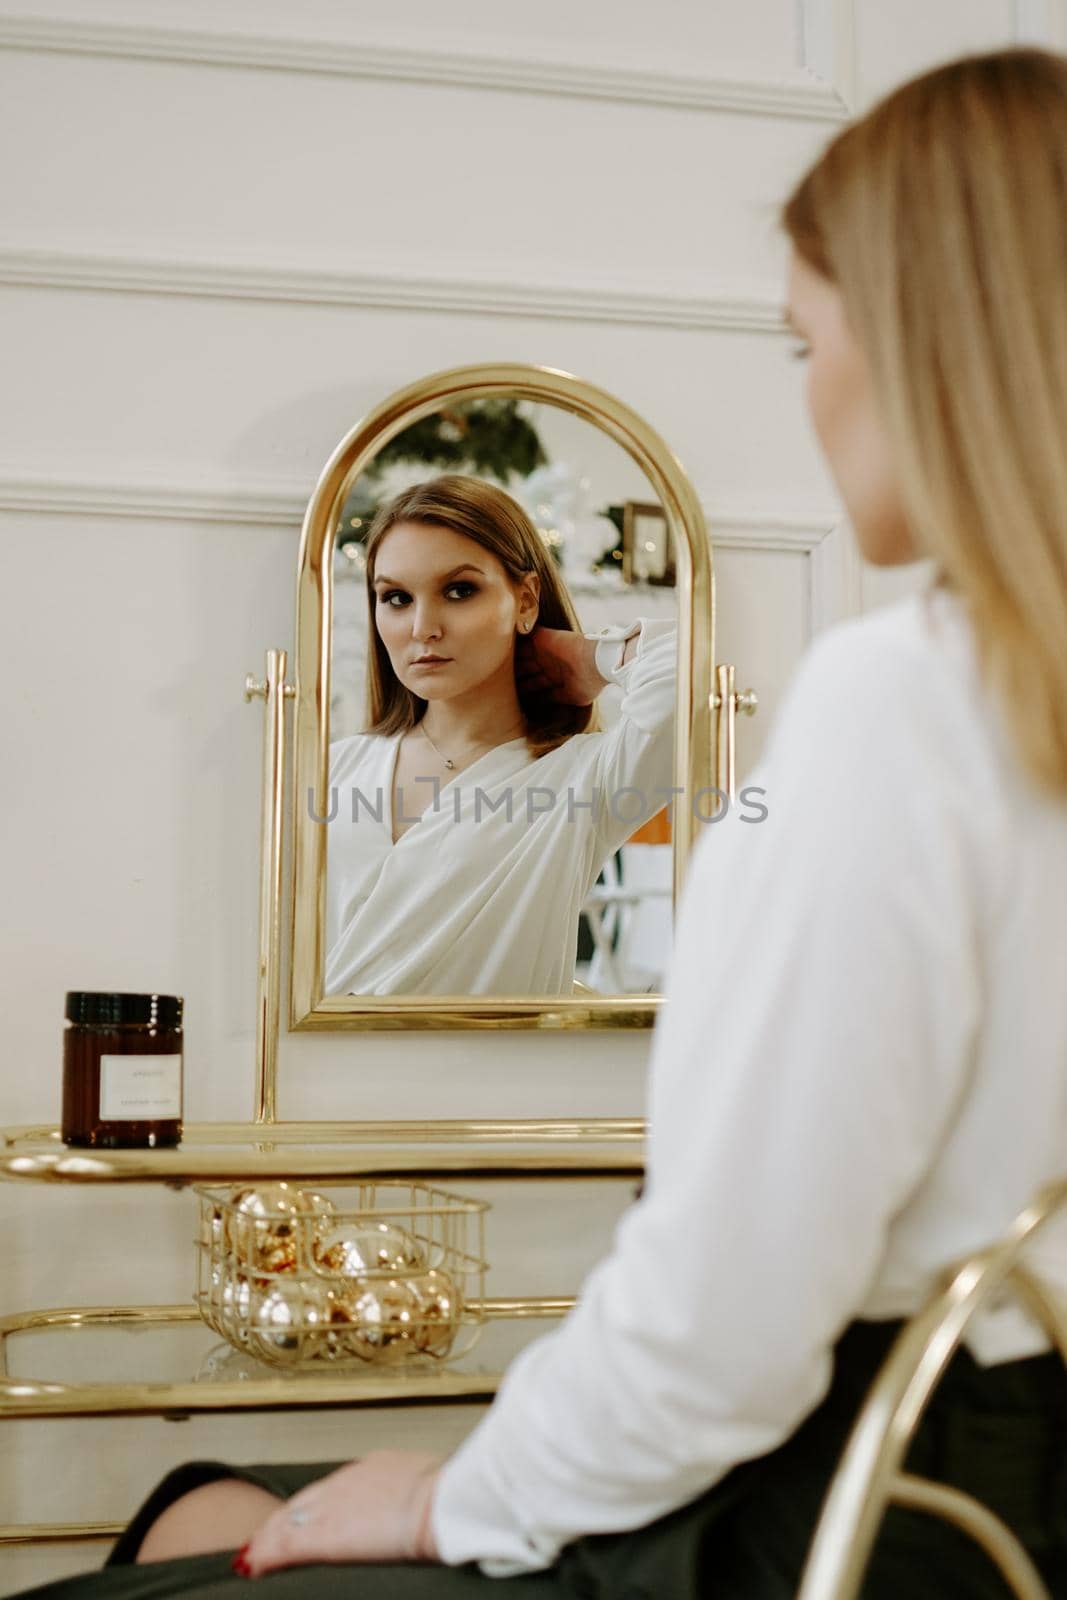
420,724 -> 455,770
419,718 -> 527,772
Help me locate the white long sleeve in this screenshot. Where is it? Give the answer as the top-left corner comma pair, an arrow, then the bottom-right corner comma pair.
589,616 -> 677,854
431,590 -> 1067,1575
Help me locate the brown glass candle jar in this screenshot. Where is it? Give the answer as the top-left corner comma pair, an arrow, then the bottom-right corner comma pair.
62,992 -> 183,1148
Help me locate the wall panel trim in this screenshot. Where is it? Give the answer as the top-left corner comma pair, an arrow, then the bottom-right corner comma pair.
708,505 -> 858,633
0,470 -> 303,526
0,13 -> 851,121
1013,0 -> 1067,43
0,468 -> 855,625
0,246 -> 785,332
0,471 -> 836,535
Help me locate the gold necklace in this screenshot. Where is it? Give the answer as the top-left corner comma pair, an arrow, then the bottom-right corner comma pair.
419,723 -> 456,771
418,720 -> 526,771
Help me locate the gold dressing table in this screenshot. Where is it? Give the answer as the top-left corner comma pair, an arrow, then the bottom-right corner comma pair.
0,364 -> 750,1553
0,1122 -> 644,1548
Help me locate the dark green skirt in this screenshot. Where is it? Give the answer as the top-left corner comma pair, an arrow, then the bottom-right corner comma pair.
15,1321 -> 1067,1599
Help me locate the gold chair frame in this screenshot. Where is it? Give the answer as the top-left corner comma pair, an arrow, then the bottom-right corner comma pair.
798,1177 -> 1067,1600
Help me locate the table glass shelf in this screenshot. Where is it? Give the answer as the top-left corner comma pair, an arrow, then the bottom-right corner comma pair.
0,1300 -> 568,1419
0,1123 -> 645,1184
0,1120 -> 620,1548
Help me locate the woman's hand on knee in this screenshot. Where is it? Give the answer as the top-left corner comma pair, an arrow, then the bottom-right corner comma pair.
234,1451 -> 442,1576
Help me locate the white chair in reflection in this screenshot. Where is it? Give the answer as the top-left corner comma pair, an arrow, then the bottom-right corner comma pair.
582,820 -> 672,993
798,1177 -> 1067,1600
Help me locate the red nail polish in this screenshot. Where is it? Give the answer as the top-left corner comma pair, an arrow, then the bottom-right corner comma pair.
231,1544 -> 252,1577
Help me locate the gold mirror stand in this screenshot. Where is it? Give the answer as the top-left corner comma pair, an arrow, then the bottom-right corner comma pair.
714,665 -> 760,798
245,650 -> 295,1125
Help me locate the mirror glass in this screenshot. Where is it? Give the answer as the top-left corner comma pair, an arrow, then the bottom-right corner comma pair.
324,398 -> 678,1000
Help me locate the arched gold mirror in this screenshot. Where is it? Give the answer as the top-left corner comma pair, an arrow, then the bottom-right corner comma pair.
289,363 -> 726,1031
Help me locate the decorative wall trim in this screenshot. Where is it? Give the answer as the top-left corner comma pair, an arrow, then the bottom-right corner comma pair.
0,471 -> 306,526
1013,0 -> 1067,43
0,246 -> 785,332
0,474 -> 837,539
0,470 -> 857,631
707,504 -> 859,631
706,506 -> 837,553
802,0 -> 857,114
0,13 -> 850,121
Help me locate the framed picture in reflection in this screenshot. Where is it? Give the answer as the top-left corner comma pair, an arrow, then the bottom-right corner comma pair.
622,500 -> 675,586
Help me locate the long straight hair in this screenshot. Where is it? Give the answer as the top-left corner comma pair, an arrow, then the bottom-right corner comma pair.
362,474 -> 600,758
782,48 -> 1067,794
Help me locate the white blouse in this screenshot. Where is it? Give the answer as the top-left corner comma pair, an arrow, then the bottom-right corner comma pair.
432,587 -> 1067,1576
324,619 -> 676,996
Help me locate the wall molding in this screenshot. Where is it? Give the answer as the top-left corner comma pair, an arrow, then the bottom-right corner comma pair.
706,506 -> 837,553
0,471 -> 840,537
0,12 -> 850,121
0,246 -> 785,332
0,471 -> 821,526
1013,0 -> 1067,44
708,504 -> 858,630
802,0 -> 857,114
0,470 -> 305,526
0,470 -> 857,630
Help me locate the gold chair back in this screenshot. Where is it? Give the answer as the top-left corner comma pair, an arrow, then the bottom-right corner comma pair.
797,1178 -> 1067,1600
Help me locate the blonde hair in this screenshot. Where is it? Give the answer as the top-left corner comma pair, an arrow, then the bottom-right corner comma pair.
782,48 -> 1067,794
363,474 -> 599,758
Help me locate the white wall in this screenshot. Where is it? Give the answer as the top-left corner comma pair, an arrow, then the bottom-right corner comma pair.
2,1 -> 1064,1588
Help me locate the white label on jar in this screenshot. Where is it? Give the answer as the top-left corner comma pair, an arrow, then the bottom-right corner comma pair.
99,1054 -> 182,1122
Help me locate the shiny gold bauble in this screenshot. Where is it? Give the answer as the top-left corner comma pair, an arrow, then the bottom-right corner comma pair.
408,1268 -> 463,1356
256,1238 -> 299,1275
225,1183 -> 334,1273
325,1277 -> 422,1364
312,1221 -> 426,1278
246,1277 -> 330,1366
218,1271 -> 252,1340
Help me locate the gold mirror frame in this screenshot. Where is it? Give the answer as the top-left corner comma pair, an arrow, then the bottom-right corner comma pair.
289,363 -> 716,1031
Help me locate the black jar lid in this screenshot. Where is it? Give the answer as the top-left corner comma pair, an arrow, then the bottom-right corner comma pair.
65,992 -> 183,1027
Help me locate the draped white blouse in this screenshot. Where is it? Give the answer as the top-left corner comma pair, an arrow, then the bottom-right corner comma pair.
324,618 -> 676,996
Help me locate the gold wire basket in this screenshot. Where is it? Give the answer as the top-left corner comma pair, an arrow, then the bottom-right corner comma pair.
194,1180 -> 488,1371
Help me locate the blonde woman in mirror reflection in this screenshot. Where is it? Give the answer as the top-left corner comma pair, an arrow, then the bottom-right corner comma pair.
323,474 -> 676,997
20,46 -> 1067,1600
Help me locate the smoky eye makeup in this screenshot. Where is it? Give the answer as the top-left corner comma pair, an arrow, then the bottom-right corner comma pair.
377,581 -> 479,607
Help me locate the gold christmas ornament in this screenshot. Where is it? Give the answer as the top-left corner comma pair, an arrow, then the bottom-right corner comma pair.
312,1220 -> 426,1277
409,1268 -> 463,1355
195,1181 -> 486,1370
218,1271 -> 252,1339
225,1183 -> 334,1272
326,1277 -> 421,1363
257,1236 -> 299,1275
247,1278 -> 330,1366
